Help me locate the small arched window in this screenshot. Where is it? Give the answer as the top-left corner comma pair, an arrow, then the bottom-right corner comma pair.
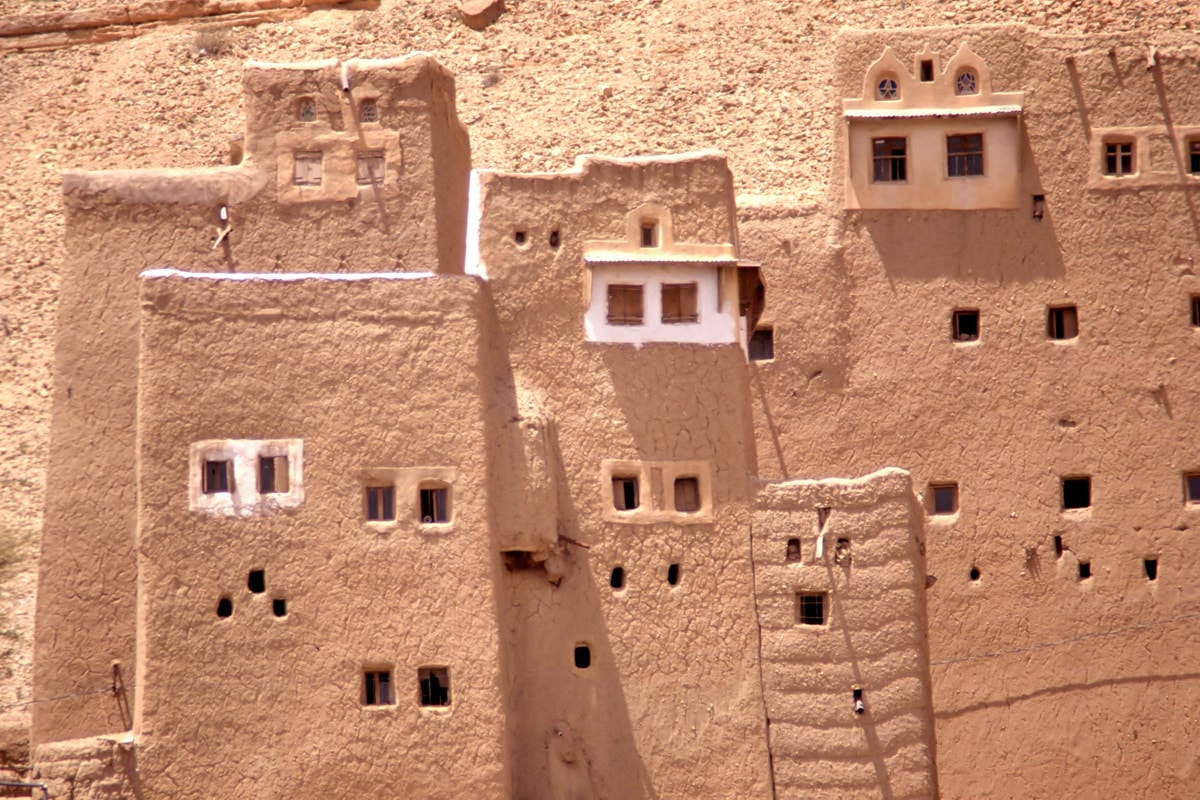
876,77 -> 900,101
955,71 -> 979,95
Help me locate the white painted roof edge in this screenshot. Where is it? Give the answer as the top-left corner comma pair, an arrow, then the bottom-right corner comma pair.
843,105 -> 1022,119
140,268 -> 439,282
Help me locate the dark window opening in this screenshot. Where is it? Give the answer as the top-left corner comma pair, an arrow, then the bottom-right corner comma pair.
1186,473 -> 1200,504
203,459 -> 231,494
786,538 -> 802,562
640,222 -> 659,248
1105,141 -> 1135,176
1190,140 -> 1200,175
872,137 -> 907,183
610,566 -> 625,589
834,537 -> 851,566
674,477 -> 700,513
612,476 -> 639,511
667,563 -> 681,586
258,455 -> 289,494
1078,561 -> 1092,580
363,670 -> 393,705
1144,558 -> 1158,581
419,486 -> 449,523
661,283 -> 699,324
1054,535 -> 1064,558
919,59 -> 934,81
749,328 -> 774,361
502,551 -> 536,570
514,230 -> 527,245
549,229 -> 560,249
216,597 -> 233,618
853,687 -> 865,714
366,485 -> 395,521
1062,477 -> 1091,510
248,569 -> 265,594
796,592 -> 827,626
969,566 -> 981,581
1032,194 -> 1046,220
419,667 -> 451,706
1048,305 -> 1079,340
272,598 -> 287,617
952,310 -> 979,342
607,284 -> 644,325
817,506 -> 831,530
931,483 -> 958,515
573,646 -> 591,669
947,133 -> 984,177
1191,296 -> 1200,327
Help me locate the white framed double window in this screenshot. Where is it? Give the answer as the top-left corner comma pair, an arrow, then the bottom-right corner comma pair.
189,439 -> 304,516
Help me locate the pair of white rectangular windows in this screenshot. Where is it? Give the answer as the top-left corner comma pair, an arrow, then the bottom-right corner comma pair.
607,282 -> 698,326
202,456 -> 288,495
870,134 -> 984,182
612,475 -> 700,513
365,485 -> 449,524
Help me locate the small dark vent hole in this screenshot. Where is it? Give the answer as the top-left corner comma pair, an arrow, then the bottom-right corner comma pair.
969,566 -> 981,581
1144,558 -> 1158,581
1053,535 -> 1064,558
667,563 -> 681,586
514,230 -> 527,245
549,229 -> 560,248
786,538 -> 801,562
273,598 -> 287,617
217,597 -> 233,617
610,566 -> 625,590
574,645 -> 591,669
920,59 -> 934,81
248,569 -> 266,594
1062,477 -> 1091,509
1078,561 -> 1092,580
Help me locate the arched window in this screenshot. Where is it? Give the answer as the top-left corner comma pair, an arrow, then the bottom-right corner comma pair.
955,70 -> 978,95
297,97 -> 317,122
876,77 -> 900,101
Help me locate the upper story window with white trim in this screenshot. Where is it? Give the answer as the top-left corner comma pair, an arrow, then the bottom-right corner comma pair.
190,439 -> 304,516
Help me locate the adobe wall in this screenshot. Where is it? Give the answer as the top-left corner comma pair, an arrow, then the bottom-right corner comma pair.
131,272 -> 509,799
753,468 -> 937,800
33,53 -> 471,745
474,154 -> 774,797
745,24 -> 1200,797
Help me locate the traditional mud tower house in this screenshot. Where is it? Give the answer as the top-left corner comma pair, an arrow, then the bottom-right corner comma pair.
32,53 -> 936,799
32,23 -> 1200,800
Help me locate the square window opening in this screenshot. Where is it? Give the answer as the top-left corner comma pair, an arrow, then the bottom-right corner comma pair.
786,538 -> 801,562
365,485 -> 396,521
612,476 -> 639,511
1104,141 -> 1135,176
952,310 -> 979,342
674,476 -> 700,513
640,222 -> 659,248
573,645 -> 591,669
1078,561 -> 1092,580
356,152 -> 385,186
1184,473 -> 1200,504
947,134 -> 984,177
872,137 -> 907,183
359,98 -> 378,123
1048,305 -> 1079,340
662,283 -> 699,324
363,670 -> 394,706
919,59 -> 934,81
749,327 -> 774,361
419,667 -> 450,706
258,455 -> 289,494
419,486 -> 450,524
606,284 -> 644,326
203,459 -> 232,495
293,152 -> 323,186
1144,558 -> 1158,581
1062,476 -> 1091,510
795,592 -> 827,626
248,569 -> 265,594
931,483 -> 958,515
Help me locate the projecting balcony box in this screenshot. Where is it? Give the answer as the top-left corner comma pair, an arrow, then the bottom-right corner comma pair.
582,203 -> 763,349
843,43 -> 1025,210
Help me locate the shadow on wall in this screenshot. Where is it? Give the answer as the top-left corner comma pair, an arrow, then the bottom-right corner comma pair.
855,131 -> 1064,283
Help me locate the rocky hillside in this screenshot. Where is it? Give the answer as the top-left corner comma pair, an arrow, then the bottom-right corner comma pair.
0,0 -> 1194,716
